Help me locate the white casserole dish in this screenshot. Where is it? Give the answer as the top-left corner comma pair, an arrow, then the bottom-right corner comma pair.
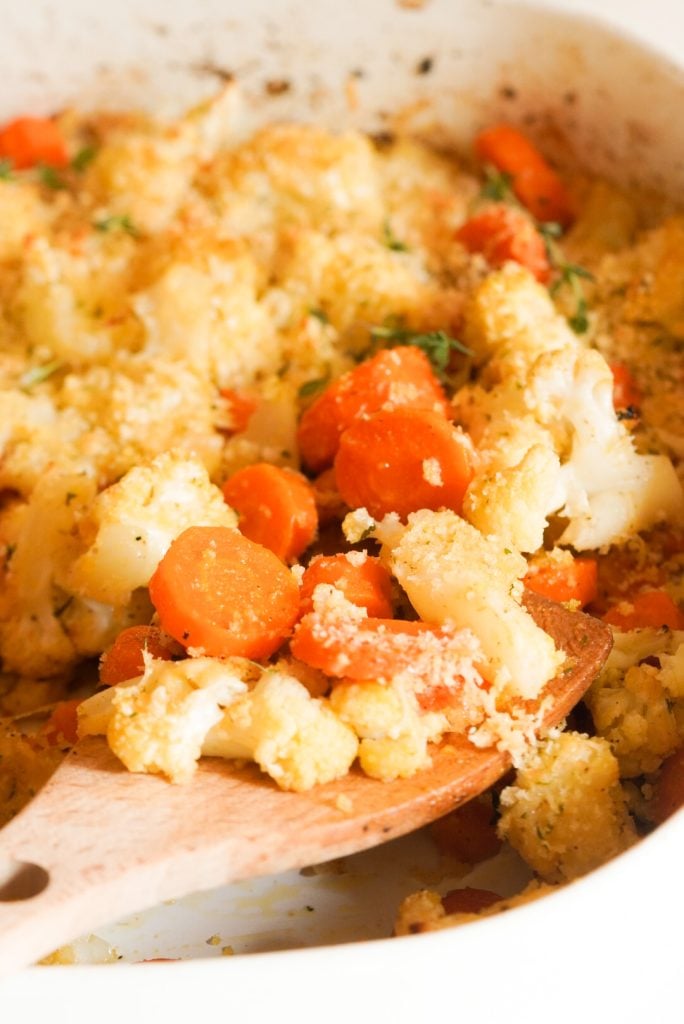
0,0 -> 682,1018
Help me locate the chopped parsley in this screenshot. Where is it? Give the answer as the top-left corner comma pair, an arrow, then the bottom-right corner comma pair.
298,374 -> 331,399
71,146 -> 97,172
382,219 -> 409,253
479,165 -> 515,203
94,214 -> 139,237
18,359 -> 64,392
0,159 -> 14,181
369,325 -> 472,382
540,222 -> 594,335
38,164 -> 67,190
308,307 -> 329,324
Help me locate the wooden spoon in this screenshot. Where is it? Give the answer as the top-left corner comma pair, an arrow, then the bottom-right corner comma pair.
0,593 -> 611,976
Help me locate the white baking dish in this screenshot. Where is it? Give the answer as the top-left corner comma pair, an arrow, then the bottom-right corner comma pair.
1,0 -> 682,1018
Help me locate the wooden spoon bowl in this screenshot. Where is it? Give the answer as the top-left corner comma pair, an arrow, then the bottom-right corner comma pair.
0,592 -> 611,976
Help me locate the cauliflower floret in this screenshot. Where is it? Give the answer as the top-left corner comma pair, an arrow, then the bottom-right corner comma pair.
68,451 -> 237,606
376,509 -> 564,699
276,229 -> 458,337
584,628 -> 684,776
203,671 -> 358,791
14,233 -> 137,366
56,360 -> 225,485
0,390 -> 89,497
329,678 -> 448,781
498,731 -> 638,883
0,179 -> 50,261
464,440 -> 563,554
79,656 -> 250,783
0,467 -> 130,678
201,123 -> 384,238
132,236 -> 280,389
83,115 -> 201,235
456,266 -> 684,552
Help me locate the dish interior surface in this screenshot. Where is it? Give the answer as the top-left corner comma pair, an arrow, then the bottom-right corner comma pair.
0,0 -> 682,975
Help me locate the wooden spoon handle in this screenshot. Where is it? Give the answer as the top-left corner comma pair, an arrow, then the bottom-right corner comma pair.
0,595 -> 612,974
0,735 -> 509,974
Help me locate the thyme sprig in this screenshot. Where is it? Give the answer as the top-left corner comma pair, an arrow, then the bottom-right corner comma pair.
540,221 -> 594,334
369,325 -> 472,383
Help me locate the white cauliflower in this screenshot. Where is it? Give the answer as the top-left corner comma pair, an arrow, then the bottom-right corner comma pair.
203,670 -> 358,791
0,467 -> 140,678
329,678 -> 448,781
78,655 -> 250,783
456,267 -> 683,552
375,509 -> 564,699
498,731 -> 638,883
68,450 -> 237,606
585,628 -> 684,775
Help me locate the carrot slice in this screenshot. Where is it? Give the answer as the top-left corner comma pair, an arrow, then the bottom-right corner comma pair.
602,590 -> 684,630
99,625 -> 177,686
0,116 -> 68,170
474,124 -> 574,227
149,526 -> 300,659
292,612 -> 465,682
524,556 -> 598,608
651,747 -> 684,824
299,553 -> 394,619
429,799 -> 502,863
610,363 -> 642,412
218,388 -> 258,434
297,346 -> 449,472
456,204 -> 551,282
334,407 -> 474,521
42,699 -> 82,746
222,463 -> 318,564
442,888 -> 502,915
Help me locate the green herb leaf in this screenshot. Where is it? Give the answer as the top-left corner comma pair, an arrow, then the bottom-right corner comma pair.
38,164 -> 67,190
479,166 -> 514,203
568,296 -> 589,334
0,159 -> 14,181
382,219 -> 409,253
18,359 -> 64,392
298,374 -> 330,399
94,214 -> 139,237
71,146 -> 97,172
308,307 -> 329,324
538,220 -> 563,241
369,326 -> 472,381
543,228 -> 594,335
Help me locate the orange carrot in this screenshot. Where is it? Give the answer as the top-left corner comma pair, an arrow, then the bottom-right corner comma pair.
149,525 -> 301,659
524,555 -> 598,608
442,888 -> 502,915
602,589 -> 684,630
0,116 -> 68,170
474,124 -> 575,227
610,363 -> 642,412
651,747 -> 684,824
334,407 -> 474,521
222,463 -> 318,564
456,204 -> 551,282
312,467 -> 348,525
299,553 -> 394,619
42,698 -> 82,746
297,346 -> 449,472
99,625 -> 177,686
291,611 -> 472,685
219,388 -> 258,434
429,798 -> 502,863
